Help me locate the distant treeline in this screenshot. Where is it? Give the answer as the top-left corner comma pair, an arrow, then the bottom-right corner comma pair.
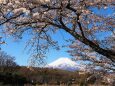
1,66 -> 113,86
0,66 -> 91,85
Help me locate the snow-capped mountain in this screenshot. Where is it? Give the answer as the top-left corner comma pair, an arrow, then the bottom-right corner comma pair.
45,57 -> 86,71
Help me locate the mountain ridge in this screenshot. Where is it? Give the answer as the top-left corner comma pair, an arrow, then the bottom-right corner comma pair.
45,57 -> 85,71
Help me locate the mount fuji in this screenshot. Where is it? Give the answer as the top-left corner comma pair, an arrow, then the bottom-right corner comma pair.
45,57 -> 86,71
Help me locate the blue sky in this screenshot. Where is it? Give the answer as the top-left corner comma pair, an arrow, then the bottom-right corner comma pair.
0,6 -> 114,66
1,29 -> 73,66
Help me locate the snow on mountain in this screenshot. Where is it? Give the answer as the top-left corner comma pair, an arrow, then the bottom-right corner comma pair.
45,57 -> 86,71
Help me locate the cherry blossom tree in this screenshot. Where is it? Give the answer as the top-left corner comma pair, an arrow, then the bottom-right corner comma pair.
0,0 -> 114,67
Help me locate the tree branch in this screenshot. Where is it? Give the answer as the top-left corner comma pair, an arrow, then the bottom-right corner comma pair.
77,13 -> 85,38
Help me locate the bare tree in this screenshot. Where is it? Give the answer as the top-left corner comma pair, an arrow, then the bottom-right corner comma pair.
0,0 -> 114,66
0,51 -> 17,72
